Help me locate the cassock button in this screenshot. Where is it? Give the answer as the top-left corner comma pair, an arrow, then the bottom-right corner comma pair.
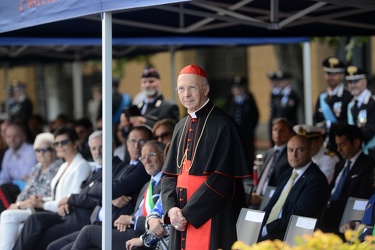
191,118 -> 196,122
187,138 -> 191,142
189,128 -> 193,132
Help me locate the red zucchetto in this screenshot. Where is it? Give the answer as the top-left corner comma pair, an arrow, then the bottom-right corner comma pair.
178,64 -> 207,78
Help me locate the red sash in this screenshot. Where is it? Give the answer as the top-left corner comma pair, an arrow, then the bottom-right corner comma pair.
177,160 -> 211,250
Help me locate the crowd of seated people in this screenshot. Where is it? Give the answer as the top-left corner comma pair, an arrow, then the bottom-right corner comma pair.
2,60 -> 375,249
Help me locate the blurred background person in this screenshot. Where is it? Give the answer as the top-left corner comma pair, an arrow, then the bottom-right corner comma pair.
268,70 -> 281,145
346,65 -> 375,160
27,114 -> 46,144
97,78 -> 131,130
0,121 -> 37,209
74,118 -> 94,161
274,71 -> 299,127
8,80 -> 33,126
0,119 -> 11,172
128,66 -> 180,128
86,85 -> 102,130
0,132 -> 61,215
313,56 -> 351,153
224,76 -> 259,164
0,125 -> 91,250
152,118 -> 176,145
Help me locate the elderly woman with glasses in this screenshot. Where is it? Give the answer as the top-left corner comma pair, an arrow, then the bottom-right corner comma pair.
0,125 -> 92,250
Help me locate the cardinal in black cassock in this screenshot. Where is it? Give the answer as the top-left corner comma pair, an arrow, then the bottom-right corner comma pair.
161,64 -> 252,250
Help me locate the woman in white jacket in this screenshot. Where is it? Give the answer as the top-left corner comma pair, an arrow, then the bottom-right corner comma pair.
0,125 -> 92,250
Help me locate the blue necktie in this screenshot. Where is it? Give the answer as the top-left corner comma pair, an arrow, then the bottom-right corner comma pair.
331,160 -> 351,201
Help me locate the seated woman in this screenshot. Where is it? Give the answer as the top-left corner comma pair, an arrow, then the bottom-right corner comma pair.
0,125 -> 92,250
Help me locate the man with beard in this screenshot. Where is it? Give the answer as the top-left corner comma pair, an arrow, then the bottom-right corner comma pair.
346,65 -> 375,160
128,66 -> 180,128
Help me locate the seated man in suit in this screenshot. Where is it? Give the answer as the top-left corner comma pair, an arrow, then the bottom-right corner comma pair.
57,140 -> 165,250
250,117 -> 294,209
258,135 -> 330,241
13,126 -> 153,250
319,125 -> 375,232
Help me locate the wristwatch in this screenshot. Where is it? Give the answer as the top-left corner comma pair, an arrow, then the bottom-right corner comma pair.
129,216 -> 135,225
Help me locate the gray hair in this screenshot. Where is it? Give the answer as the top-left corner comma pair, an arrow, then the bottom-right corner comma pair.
88,130 -> 102,147
33,132 -> 54,149
143,140 -> 166,154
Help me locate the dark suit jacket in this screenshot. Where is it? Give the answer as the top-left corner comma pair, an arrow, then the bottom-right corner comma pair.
132,180 -> 161,236
320,152 -> 375,230
262,163 -> 329,240
137,93 -> 180,127
270,89 -> 299,126
64,156 -> 126,228
258,146 -> 290,190
88,160 -> 151,222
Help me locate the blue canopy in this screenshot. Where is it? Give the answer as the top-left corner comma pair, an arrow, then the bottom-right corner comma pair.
0,0 -> 188,33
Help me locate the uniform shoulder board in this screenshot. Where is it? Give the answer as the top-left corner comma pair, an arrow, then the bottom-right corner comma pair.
324,151 -> 336,157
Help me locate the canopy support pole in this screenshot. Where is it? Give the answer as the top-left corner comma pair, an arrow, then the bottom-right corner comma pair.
102,11 -> 113,250
303,41 -> 312,125
72,61 -> 83,119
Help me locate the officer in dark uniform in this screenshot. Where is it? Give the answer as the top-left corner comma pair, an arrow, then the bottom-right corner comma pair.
346,65 -> 375,160
268,71 -> 299,145
224,76 -> 259,164
314,57 -> 352,153
274,71 -> 299,126
268,71 -> 281,143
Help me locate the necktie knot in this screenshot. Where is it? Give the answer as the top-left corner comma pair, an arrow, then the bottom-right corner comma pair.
273,149 -> 279,158
291,171 -> 298,181
331,160 -> 351,201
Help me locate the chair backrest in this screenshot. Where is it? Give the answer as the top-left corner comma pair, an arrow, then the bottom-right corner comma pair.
283,215 -> 317,247
339,197 -> 369,228
236,208 -> 266,246
259,186 -> 276,210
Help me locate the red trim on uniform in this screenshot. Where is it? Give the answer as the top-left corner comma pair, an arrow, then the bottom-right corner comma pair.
0,188 -> 10,209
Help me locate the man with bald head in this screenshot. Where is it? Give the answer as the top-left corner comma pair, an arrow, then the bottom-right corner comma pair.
259,135 -> 329,241
161,64 -> 251,250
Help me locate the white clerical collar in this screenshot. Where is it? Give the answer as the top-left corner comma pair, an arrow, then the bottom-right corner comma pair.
188,99 -> 210,118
